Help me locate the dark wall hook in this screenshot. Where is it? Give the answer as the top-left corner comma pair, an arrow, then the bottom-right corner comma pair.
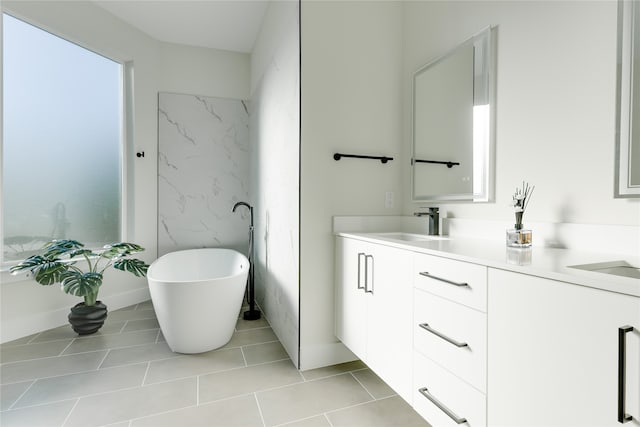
136,151 -> 145,158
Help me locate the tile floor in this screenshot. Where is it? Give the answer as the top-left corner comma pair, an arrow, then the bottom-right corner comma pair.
0,301 -> 430,427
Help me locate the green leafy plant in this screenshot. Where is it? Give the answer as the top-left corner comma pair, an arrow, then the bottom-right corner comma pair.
10,239 -> 149,306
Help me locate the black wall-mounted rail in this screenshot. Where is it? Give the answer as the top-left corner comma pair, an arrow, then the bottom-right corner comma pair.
334,153 -> 393,164
412,158 -> 460,168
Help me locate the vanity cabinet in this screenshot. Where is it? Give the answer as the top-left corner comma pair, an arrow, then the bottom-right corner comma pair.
488,268 -> 640,427
334,236 -> 413,402
412,253 -> 488,426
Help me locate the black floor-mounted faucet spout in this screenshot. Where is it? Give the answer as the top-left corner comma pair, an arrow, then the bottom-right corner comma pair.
232,201 -> 254,227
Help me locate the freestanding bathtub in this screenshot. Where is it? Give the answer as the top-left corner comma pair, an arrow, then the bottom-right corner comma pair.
147,248 -> 249,354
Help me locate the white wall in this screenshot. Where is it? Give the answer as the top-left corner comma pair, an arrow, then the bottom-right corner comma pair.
0,1 -> 250,343
250,1 -> 301,367
402,1 -> 640,228
300,1 -> 404,369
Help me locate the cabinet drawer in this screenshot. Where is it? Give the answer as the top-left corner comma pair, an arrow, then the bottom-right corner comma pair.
413,351 -> 486,427
414,288 -> 486,392
413,253 -> 487,312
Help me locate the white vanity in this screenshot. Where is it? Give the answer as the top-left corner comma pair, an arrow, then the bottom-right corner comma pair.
335,231 -> 640,426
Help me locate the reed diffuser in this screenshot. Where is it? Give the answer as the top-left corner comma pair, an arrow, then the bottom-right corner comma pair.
506,181 -> 534,247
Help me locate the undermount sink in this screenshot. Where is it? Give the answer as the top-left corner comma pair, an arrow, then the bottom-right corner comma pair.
569,261 -> 640,279
372,232 -> 450,242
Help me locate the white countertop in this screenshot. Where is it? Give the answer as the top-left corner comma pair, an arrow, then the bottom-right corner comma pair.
336,232 -> 640,298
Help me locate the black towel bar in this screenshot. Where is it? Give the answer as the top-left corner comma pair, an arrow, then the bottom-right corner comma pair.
333,153 -> 393,164
412,158 -> 460,168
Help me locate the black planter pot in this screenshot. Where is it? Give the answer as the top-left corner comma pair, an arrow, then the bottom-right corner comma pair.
68,301 -> 108,335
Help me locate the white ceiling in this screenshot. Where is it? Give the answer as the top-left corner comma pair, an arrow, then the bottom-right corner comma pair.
93,1 -> 270,53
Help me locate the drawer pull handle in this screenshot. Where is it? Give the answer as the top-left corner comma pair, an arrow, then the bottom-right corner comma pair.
418,387 -> 467,424
419,323 -> 468,348
618,325 -> 634,423
365,255 -> 374,294
419,271 -> 469,287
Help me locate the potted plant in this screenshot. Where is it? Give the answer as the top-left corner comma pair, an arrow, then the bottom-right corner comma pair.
10,239 -> 149,335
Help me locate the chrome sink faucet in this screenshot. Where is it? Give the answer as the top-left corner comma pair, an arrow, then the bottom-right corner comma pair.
414,207 -> 439,235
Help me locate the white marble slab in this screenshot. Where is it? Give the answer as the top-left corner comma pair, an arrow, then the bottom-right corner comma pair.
158,93 -> 250,256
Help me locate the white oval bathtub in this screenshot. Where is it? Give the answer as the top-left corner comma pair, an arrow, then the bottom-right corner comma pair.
147,248 -> 249,354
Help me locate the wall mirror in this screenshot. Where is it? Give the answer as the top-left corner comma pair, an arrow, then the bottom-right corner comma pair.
616,0 -> 640,197
412,26 -> 496,202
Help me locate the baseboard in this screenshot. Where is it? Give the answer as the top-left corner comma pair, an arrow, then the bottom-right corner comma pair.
0,287 -> 151,344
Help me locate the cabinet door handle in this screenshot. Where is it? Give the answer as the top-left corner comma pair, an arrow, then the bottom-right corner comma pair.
418,387 -> 467,424
357,253 -> 366,290
419,323 -> 468,348
365,255 -> 374,294
618,325 -> 634,424
419,271 -> 469,287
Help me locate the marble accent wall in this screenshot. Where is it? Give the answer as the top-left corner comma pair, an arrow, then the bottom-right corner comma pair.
158,92 -> 250,257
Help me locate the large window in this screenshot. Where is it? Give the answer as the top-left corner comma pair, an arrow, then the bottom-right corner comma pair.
2,13 -> 123,263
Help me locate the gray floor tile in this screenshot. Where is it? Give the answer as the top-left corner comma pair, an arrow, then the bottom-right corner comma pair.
13,363 -> 147,408
2,301 -> 426,427
0,334 -> 38,347
277,415 -> 332,427
122,318 -> 160,333
28,325 -> 83,343
62,329 -> 159,355
99,341 -> 179,369
107,309 -> 156,322
65,377 -> 196,427
243,341 -> 289,365
1,381 -> 33,410
352,369 -> 396,399
0,399 -> 76,427
135,300 -> 154,311
199,359 -> 303,403
131,394 -> 263,427
257,373 -> 373,426
144,347 -> 245,384
0,351 -> 107,384
27,322 -> 127,344
235,316 -> 271,331
300,360 -> 366,381
327,396 -> 431,427
0,340 -> 72,363
223,327 -> 278,349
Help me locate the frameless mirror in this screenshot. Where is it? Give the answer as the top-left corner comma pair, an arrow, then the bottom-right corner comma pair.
616,0 -> 640,197
412,26 -> 496,202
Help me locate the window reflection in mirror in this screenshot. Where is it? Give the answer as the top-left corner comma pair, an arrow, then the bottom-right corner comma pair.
412,26 -> 495,202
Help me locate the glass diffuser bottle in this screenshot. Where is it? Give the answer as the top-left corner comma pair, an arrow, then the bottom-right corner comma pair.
506,182 -> 534,248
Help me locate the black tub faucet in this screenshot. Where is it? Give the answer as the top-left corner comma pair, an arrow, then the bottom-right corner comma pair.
232,201 -> 253,228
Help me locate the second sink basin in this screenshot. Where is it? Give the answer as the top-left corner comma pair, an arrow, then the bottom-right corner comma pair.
569,260 -> 640,279
373,232 -> 450,242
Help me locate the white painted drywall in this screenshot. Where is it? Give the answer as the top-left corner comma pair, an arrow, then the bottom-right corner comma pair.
250,1 -> 301,367
402,1 -> 640,228
299,1 -> 404,369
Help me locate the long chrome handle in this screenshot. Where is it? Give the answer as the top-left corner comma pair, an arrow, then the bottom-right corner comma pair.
419,271 -> 469,287
418,387 -> 467,424
357,253 -> 366,290
365,255 -> 374,294
419,323 -> 468,348
618,325 -> 634,423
